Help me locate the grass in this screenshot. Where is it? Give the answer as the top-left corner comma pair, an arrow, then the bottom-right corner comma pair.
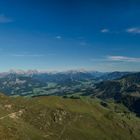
0,94 -> 140,140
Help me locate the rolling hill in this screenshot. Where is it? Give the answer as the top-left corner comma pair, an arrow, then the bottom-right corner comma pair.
0,94 -> 140,140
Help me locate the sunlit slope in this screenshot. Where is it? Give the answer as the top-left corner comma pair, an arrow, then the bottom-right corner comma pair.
0,94 -> 140,140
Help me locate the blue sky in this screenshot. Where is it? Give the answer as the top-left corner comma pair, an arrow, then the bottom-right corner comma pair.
0,0 -> 140,72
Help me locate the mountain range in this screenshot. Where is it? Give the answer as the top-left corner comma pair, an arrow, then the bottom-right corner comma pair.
0,70 -> 140,139
0,70 -> 132,96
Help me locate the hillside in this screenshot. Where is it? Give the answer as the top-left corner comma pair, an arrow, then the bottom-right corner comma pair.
92,72 -> 140,100
0,94 -> 140,140
92,72 -> 140,116
98,71 -> 131,81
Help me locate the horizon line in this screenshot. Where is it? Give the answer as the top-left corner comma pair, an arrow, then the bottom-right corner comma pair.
0,68 -> 139,73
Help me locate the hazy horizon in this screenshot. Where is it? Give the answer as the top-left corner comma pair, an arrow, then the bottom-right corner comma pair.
0,68 -> 139,73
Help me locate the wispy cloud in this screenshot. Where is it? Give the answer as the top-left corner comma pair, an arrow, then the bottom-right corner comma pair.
0,14 -> 13,23
101,29 -> 110,33
90,56 -> 140,63
100,27 -> 140,34
126,27 -> 140,34
107,56 -> 140,62
56,36 -> 62,39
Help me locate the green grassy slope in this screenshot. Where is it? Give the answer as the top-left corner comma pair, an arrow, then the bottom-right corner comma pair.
0,94 -> 140,140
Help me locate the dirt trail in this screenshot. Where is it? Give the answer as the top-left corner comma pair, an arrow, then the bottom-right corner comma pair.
0,110 -> 24,120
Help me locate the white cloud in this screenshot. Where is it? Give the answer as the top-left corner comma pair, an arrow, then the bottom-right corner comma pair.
126,27 -> 140,34
107,56 -> 140,62
100,27 -> 140,34
101,29 -> 109,33
56,36 -> 62,39
0,14 -> 13,23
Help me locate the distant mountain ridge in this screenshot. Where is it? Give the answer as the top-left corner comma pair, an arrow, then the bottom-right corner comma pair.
0,69 -> 132,80
0,70 -> 133,97
0,70 -> 132,96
